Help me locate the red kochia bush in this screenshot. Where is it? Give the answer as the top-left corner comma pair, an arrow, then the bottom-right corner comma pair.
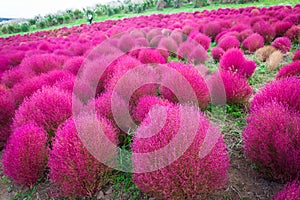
138,48 -> 166,64
253,21 -> 276,44
273,181 -> 300,200
20,54 -> 66,75
293,49 -> 300,61
160,62 -> 210,108
218,36 -> 241,51
274,21 -> 293,36
219,48 -> 256,78
271,37 -> 292,53
243,102 -> 300,182
250,77 -> 300,112
208,70 -> 253,105
276,61 -> 300,80
12,87 -> 72,135
203,22 -> 222,41
242,33 -> 264,53
2,123 -> 48,186
285,26 -> 300,43
190,33 -> 211,50
211,47 -> 225,61
132,105 -> 230,199
48,115 -> 117,198
133,96 -> 172,123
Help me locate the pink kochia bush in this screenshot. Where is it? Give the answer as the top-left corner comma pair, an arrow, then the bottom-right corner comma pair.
2,123 -> 48,186
219,48 -> 256,78
0,89 -> 14,148
276,61 -> 300,80
250,77 -> 300,112
208,70 -> 253,105
12,87 -> 72,135
133,96 -> 172,123
253,21 -> 276,44
160,62 -> 210,108
273,181 -> 300,200
48,115 -> 118,198
243,102 -> 300,182
138,48 -> 166,64
242,33 -> 264,53
218,36 -> 241,51
211,47 -> 225,61
271,37 -> 292,53
292,49 -> 300,61
132,105 -> 230,199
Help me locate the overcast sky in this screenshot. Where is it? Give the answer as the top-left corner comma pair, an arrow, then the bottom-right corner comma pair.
0,0 -> 112,19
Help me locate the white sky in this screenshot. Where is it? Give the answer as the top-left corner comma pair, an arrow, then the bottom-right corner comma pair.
0,0 -> 112,19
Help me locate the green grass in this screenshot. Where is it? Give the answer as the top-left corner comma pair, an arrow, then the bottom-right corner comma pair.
1,0 -> 299,38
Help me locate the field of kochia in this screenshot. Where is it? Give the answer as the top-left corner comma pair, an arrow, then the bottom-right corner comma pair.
0,4 -> 300,200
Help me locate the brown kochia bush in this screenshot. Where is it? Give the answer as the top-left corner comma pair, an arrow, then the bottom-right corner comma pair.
266,50 -> 283,71
255,46 -> 277,62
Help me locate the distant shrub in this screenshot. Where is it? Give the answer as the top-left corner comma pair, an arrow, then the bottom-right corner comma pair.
160,62 -> 210,108
276,61 -> 300,80
250,77 -> 300,112
1,26 -> 8,34
253,21 -> 276,44
12,87 -> 72,136
271,37 -> 292,53
211,47 -> 225,61
20,23 -> 30,32
219,48 -> 256,78
274,21 -> 293,36
293,50 -> 300,61
243,102 -> 300,182
242,33 -> 264,53
218,36 -> 241,51
49,115 -> 117,198
203,22 -> 222,41
2,123 -> 48,186
273,181 -> 300,200
285,26 -> 300,44
132,105 -> 230,199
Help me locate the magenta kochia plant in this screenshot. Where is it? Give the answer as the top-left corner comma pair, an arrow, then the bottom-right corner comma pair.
48,115 -> 118,198
203,21 -> 222,41
276,61 -> 300,80
133,95 -> 172,123
271,37 -> 292,53
208,70 -> 253,105
219,48 -> 256,78
132,105 -> 230,199
250,77 -> 300,112
243,102 -> 300,182
242,33 -> 264,53
2,123 -> 49,186
211,47 -> 225,61
12,87 -> 72,136
160,62 -> 210,108
253,21 -> 276,44
292,49 -> 300,61
218,36 -> 241,51
273,181 -> 300,200
138,48 -> 166,64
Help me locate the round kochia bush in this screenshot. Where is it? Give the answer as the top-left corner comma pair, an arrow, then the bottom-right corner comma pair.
273,181 -> 300,200
132,105 -> 230,199
276,61 -> 300,80
48,115 -> 118,198
12,87 -> 73,136
271,37 -> 292,53
2,123 -> 48,186
243,102 -> 300,182
250,77 -> 300,112
242,33 -> 264,53
219,48 -> 256,78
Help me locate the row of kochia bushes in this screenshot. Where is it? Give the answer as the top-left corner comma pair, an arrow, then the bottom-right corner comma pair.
0,4 -> 300,199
